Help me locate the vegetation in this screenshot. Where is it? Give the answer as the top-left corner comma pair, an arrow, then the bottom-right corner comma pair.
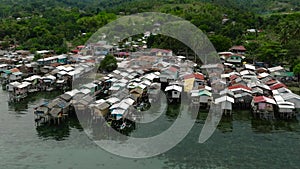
293,63 -> 300,81
33,53 -> 42,61
0,0 -> 299,73
99,55 -> 118,72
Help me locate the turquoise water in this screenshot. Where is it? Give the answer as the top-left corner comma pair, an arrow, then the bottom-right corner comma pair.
0,88 -> 300,169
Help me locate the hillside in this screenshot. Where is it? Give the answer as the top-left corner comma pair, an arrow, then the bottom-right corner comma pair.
1,0 -> 299,18
0,0 -> 300,72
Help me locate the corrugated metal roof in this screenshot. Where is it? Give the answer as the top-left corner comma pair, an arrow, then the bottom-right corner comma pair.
268,66 -> 284,72
95,102 -> 110,110
165,85 -> 182,92
244,64 -> 255,70
111,109 -> 126,115
253,96 -> 276,104
199,90 -> 212,97
228,84 -> 252,92
270,83 -> 286,90
110,102 -> 130,110
215,96 -> 234,104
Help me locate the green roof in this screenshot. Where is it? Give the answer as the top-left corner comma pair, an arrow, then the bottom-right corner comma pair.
4,70 -> 11,74
199,90 -> 212,97
271,72 -> 294,77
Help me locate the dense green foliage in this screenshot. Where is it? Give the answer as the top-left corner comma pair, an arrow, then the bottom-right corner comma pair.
0,0 -> 299,72
99,55 -> 118,72
0,8 -> 117,54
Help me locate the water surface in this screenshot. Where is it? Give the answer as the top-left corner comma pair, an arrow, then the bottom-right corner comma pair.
0,88 -> 299,169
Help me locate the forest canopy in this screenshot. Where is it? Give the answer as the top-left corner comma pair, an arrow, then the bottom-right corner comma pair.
0,0 -> 299,71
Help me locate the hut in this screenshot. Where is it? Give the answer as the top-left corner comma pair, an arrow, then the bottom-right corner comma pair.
24,75 -> 42,92
274,95 -> 296,119
9,72 -> 23,82
93,102 -> 110,120
190,90 -> 201,105
189,88 -> 212,108
199,89 -> 212,108
81,83 -> 98,95
220,88 -> 234,97
165,85 -> 182,103
159,66 -> 179,83
34,105 -> 49,122
226,54 -> 245,66
41,75 -> 56,91
276,102 -> 296,119
6,81 -> 21,92
248,82 -> 271,96
73,95 -> 94,115
183,72 -> 205,91
110,101 -> 131,121
1,70 -> 12,84
243,64 -> 256,71
47,98 -> 71,116
130,87 -> 144,103
215,96 -> 235,115
270,83 -> 286,90
251,96 -> 276,120
229,45 -> 246,55
34,97 -> 70,125
59,93 -> 73,102
148,83 -> 161,103
280,93 -> 300,109
106,97 -> 120,105
228,84 -> 252,108
8,81 -> 31,102
108,85 -> 120,95
0,64 -> 9,71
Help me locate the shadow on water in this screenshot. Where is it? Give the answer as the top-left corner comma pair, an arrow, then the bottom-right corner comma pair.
232,109 -> 252,122
36,116 -> 83,141
156,108 -> 300,169
8,91 -> 63,112
36,122 -> 71,141
251,118 -> 299,133
91,119 -> 132,142
165,104 -> 181,119
217,116 -> 233,133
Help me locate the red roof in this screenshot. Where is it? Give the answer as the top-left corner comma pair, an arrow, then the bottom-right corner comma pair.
118,52 -> 130,56
184,74 -> 194,80
150,48 -> 172,53
194,73 -> 204,80
10,68 -> 20,73
184,73 -> 204,80
50,63 -> 61,67
228,84 -> 251,91
253,96 -> 266,103
85,60 -> 95,63
168,66 -> 178,73
270,83 -> 286,90
265,79 -> 277,85
230,45 -> 246,51
253,96 -> 276,104
71,49 -> 80,54
230,74 -> 239,81
77,45 -> 85,49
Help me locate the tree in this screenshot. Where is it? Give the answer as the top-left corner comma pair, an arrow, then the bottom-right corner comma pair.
293,63 -> 300,82
33,53 -> 42,61
257,41 -> 287,65
99,54 -> 118,72
0,41 -> 10,50
209,35 -> 232,52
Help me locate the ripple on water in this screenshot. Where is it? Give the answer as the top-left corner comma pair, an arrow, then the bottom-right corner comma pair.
0,89 -> 300,169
